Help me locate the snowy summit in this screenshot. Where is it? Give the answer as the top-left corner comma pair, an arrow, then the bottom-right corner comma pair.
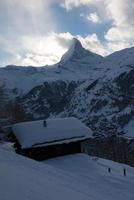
60,37 -> 103,66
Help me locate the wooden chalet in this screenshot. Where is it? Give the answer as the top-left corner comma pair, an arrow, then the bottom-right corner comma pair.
12,117 -> 92,161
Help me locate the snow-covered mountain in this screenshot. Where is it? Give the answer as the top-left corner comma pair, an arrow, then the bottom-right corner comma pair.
58,47 -> 134,137
106,46 -> 134,67
0,39 -> 133,142
60,38 -> 103,68
0,38 -> 104,95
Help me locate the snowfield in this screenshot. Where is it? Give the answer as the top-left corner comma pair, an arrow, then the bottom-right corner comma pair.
0,144 -> 134,200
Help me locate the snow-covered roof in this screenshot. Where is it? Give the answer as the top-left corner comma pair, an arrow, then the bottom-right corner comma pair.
13,117 -> 92,149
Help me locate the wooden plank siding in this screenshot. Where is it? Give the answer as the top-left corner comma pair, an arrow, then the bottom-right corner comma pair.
17,141 -> 82,161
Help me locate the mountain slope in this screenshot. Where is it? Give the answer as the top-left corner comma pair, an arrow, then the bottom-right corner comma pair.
1,146 -> 134,200
0,38 -> 105,126
0,39 -> 104,95
0,40 -> 133,141
106,46 -> 134,67
57,54 -> 134,137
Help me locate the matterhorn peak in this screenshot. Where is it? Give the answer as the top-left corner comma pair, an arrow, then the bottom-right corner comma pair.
59,37 -> 104,68
71,37 -> 83,50
60,38 -> 86,64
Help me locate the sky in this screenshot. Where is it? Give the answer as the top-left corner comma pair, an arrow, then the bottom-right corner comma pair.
0,0 -> 134,67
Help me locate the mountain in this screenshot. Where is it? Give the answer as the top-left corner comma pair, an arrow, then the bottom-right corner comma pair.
106,46 -> 134,66
58,47 -> 134,137
0,39 -> 133,142
0,39 -> 104,96
60,38 -> 103,67
0,38 -> 105,124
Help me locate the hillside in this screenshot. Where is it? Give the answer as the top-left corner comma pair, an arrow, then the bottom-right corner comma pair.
57,45 -> 134,138
0,145 -> 134,200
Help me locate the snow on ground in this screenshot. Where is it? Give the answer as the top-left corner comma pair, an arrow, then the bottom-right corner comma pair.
1,143 -> 134,200
45,153 -> 134,200
123,119 -> 134,139
0,145 -> 92,200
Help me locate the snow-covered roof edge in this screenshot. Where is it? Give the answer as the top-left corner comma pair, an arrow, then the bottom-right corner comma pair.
12,117 -> 92,149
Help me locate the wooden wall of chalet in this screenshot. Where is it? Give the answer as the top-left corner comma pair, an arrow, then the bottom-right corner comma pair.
19,141 -> 81,161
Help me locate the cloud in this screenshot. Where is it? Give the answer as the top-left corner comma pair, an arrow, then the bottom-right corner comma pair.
24,32 -> 108,64
0,0 -> 108,66
19,33 -> 73,66
0,0 -> 56,36
104,0 -> 134,51
0,31 -> 108,66
61,0 -> 94,10
0,32 -> 73,66
87,13 -> 101,23
77,34 -> 108,56
0,0 -> 108,68
0,0 -> 58,66
0,0 -> 134,66
20,33 -> 108,66
81,12 -> 101,23
62,0 -> 134,52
